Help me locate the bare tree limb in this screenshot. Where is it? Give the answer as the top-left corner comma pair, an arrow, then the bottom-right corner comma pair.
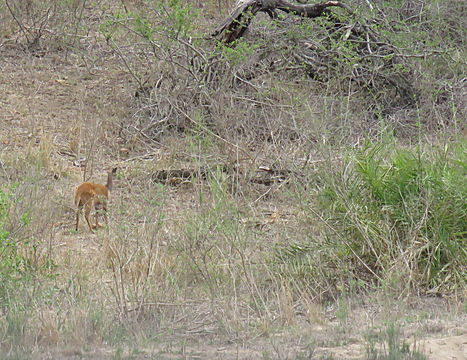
212,0 -> 352,44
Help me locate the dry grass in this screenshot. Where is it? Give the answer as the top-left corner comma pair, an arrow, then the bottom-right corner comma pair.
0,1 -> 465,359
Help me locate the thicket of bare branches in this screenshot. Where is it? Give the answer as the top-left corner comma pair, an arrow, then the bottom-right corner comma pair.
122,0 -> 427,147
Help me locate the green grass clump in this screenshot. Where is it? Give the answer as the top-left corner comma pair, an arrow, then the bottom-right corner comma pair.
365,323 -> 427,360
318,140 -> 466,294
0,188 -> 21,299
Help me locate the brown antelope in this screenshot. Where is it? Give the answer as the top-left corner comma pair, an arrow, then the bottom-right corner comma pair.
75,168 -> 117,233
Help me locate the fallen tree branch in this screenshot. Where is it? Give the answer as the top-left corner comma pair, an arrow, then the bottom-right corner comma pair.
212,0 -> 352,44
152,165 -> 298,186
152,166 -> 227,185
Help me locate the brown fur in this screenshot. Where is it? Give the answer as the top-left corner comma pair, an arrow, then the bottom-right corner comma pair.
75,168 -> 117,233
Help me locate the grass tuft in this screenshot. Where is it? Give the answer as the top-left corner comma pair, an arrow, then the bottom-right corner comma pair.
316,140 -> 466,294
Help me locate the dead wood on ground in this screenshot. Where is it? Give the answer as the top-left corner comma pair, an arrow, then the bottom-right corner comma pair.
152,164 -> 296,186
212,0 -> 417,108
212,0 -> 352,44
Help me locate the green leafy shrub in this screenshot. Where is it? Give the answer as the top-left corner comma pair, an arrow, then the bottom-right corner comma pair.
318,140 -> 466,293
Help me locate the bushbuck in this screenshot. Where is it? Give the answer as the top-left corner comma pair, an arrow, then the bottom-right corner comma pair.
75,167 -> 117,233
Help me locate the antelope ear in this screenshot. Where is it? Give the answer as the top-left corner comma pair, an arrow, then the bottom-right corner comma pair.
111,167 -> 118,174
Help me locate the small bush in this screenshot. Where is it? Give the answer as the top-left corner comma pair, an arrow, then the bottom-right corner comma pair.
0,188 -> 24,301
317,140 -> 466,294
365,323 -> 427,360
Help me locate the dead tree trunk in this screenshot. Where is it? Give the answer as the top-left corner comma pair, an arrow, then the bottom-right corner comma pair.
212,0 -> 352,44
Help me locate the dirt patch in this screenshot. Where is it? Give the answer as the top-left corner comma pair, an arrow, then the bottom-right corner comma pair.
421,334 -> 467,360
